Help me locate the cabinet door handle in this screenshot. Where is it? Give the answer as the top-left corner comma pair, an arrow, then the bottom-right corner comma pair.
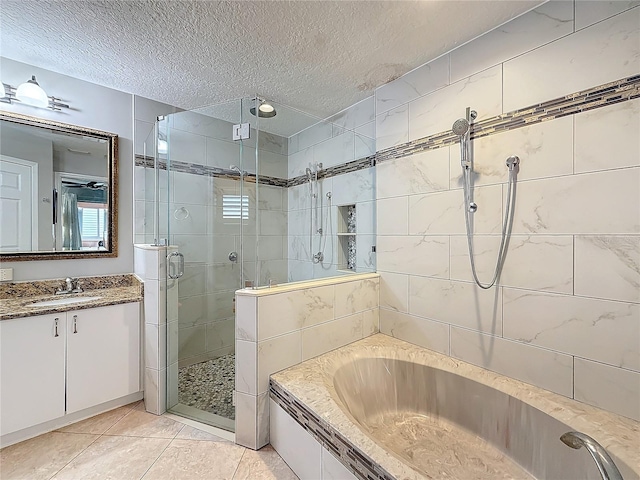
73,315 -> 78,334
54,318 -> 59,337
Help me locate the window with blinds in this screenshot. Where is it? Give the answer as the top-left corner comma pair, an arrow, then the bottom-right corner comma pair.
78,206 -> 107,240
222,194 -> 249,219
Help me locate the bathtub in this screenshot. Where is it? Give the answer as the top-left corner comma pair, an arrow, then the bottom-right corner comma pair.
270,334 -> 639,480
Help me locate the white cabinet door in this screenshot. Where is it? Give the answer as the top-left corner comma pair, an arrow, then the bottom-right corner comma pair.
0,314 -> 66,435
66,303 -> 140,414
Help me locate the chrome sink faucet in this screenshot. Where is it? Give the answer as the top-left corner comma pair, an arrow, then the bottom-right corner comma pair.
56,277 -> 83,295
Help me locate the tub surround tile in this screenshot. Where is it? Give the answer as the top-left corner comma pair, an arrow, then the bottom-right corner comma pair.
574,98 -> 640,173
511,168 -> 640,235
322,447 -> 358,480
574,358 -> 640,422
450,235 -> 574,294
235,295 -> 257,341
575,236 -> 640,304
235,392 -> 258,450
375,54 -> 449,115
377,236 -> 450,277
257,286 -> 334,340
257,332 -> 302,394
409,276 -> 503,335
269,399 -> 323,480
450,1 -> 574,83
270,335 -> 639,480
334,278 -> 379,317
450,326 -> 574,397
375,105 -> 408,151
450,115 -> 574,188
363,308 -> 380,337
503,8 -> 640,112
379,272 -> 409,313
408,65 -> 502,142
377,148 -> 450,199
575,1 -> 640,30
380,309 -> 449,355
503,289 -> 640,372
236,339 -> 257,395
301,313 -> 364,361
408,185 -> 504,235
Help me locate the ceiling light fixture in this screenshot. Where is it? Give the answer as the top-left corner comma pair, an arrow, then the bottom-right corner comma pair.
250,100 -> 277,118
16,75 -> 49,107
1,75 -> 69,111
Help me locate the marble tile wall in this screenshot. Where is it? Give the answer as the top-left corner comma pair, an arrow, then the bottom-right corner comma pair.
374,2 -> 640,421
235,274 -> 379,449
287,98 -> 376,281
134,245 -> 178,415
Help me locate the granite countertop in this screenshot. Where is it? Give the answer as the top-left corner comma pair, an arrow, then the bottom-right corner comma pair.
0,274 -> 143,321
271,334 -> 640,480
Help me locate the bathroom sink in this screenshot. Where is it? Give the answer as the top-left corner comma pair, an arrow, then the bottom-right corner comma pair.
28,296 -> 102,307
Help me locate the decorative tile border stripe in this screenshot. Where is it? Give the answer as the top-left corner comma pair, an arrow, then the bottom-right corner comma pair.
287,156 -> 376,187
270,379 -> 395,480
135,75 -> 639,188
134,155 -> 289,188
374,74 -> 640,164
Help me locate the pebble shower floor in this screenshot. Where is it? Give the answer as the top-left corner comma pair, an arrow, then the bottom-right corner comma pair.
178,353 -> 235,420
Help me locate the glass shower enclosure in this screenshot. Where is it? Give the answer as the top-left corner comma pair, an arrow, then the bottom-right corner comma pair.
141,94 -> 376,433
157,98 -> 260,432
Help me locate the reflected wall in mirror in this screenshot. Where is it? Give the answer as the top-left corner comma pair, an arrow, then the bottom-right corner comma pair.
0,111 -> 118,260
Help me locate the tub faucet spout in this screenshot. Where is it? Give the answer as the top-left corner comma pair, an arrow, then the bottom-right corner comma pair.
560,432 -> 623,480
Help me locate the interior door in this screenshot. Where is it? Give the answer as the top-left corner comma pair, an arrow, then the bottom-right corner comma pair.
0,156 -> 37,251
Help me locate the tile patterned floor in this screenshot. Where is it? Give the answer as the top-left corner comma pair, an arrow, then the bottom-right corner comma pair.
0,402 -> 298,480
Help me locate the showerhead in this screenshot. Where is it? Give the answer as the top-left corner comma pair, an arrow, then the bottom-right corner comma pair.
452,118 -> 470,136
229,165 -> 244,176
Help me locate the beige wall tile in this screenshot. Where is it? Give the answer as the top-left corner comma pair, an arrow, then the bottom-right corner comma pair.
257,332 -> 302,394
334,278 -> 379,318
380,309 -> 449,355
575,99 -> 640,173
409,276 -> 502,335
503,288 -> 639,372
451,326 -> 573,397
257,286 -> 334,340
575,235 -> 640,303
504,8 -> 640,111
380,272 -> 409,313
302,313 -> 363,361
574,358 -> 640,421
377,236 -> 449,277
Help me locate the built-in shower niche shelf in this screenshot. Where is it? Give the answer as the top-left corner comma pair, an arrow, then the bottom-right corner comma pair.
337,205 -> 356,271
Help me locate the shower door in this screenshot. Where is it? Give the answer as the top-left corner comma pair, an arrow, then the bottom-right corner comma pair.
164,100 -> 255,432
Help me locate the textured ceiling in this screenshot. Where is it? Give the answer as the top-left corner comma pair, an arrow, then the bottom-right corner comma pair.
0,0 -> 541,121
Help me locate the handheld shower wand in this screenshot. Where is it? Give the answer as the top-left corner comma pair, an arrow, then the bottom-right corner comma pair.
452,107 -> 520,289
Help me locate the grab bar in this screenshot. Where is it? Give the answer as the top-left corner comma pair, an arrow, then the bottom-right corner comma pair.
560,431 -> 623,480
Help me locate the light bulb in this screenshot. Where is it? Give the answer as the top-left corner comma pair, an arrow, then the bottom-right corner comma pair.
16,75 -> 49,107
258,103 -> 274,113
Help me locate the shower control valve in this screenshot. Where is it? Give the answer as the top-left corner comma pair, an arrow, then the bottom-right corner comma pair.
468,202 -> 478,213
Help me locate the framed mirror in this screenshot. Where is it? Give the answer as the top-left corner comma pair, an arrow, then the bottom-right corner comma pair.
0,111 -> 118,261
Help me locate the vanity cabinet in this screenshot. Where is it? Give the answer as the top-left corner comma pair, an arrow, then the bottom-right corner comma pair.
66,303 -> 140,414
0,313 -> 66,435
0,302 -> 140,436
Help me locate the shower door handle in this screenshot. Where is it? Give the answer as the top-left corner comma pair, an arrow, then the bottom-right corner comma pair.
167,252 -> 185,279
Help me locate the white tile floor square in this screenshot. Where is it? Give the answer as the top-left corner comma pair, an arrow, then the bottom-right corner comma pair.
0,402 -> 298,480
